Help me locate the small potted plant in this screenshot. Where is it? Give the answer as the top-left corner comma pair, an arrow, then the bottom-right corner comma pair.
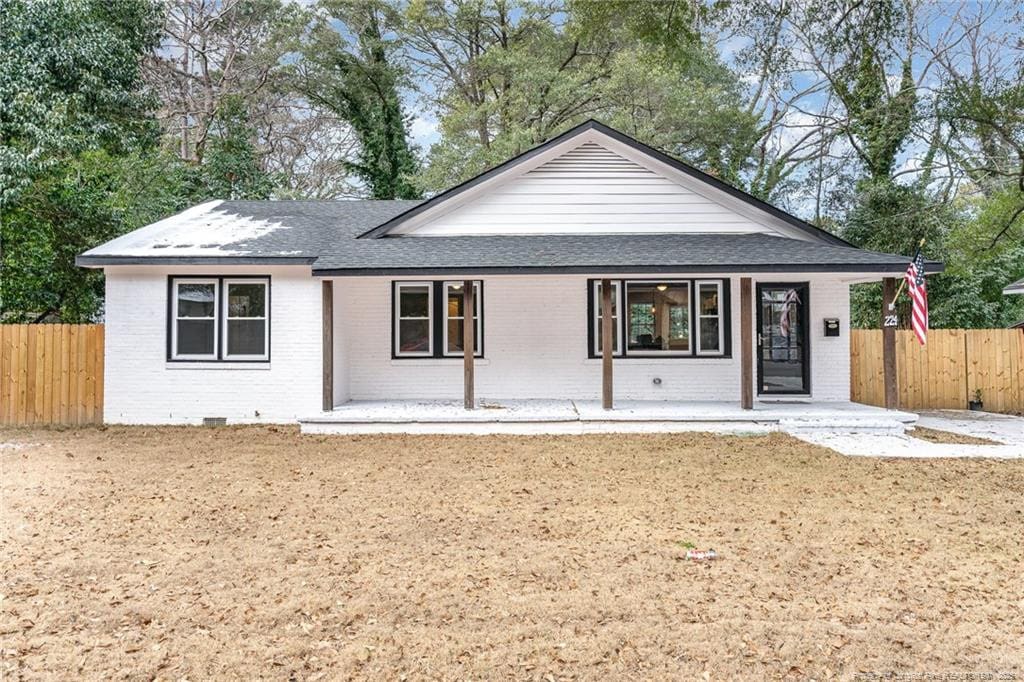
968,388 -> 984,411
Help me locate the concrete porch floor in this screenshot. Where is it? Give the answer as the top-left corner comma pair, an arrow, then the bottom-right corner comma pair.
299,399 -> 918,435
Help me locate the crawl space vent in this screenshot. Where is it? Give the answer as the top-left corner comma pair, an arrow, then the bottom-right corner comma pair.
202,417 -> 227,427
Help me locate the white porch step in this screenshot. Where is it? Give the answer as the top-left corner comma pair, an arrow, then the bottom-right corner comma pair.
778,416 -> 915,437
299,400 -> 918,436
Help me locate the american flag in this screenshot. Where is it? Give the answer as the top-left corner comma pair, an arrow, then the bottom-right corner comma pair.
906,249 -> 928,345
779,288 -> 801,338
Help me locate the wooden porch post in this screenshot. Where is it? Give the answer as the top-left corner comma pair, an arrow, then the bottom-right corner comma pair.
882,276 -> 898,409
740,277 -> 753,410
463,280 -> 475,410
601,278 -> 613,410
322,280 -> 334,411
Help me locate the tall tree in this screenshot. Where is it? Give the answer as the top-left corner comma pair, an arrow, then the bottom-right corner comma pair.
406,0 -> 615,189
296,0 -> 421,200
0,0 -> 168,322
145,0 -> 304,164
407,0 -> 758,192
195,96 -> 274,199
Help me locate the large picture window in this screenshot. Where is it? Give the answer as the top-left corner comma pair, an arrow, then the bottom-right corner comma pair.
626,281 -> 690,355
393,281 -> 484,359
169,277 -> 270,362
588,279 -> 730,358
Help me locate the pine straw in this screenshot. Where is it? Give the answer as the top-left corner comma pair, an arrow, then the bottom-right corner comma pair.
2,426 -> 1022,680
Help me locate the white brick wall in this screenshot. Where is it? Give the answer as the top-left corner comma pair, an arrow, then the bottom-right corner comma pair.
103,265 -> 322,424
337,273 -> 852,404
102,268 -> 852,424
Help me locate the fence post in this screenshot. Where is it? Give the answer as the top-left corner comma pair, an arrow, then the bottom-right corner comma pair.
882,277 -> 899,409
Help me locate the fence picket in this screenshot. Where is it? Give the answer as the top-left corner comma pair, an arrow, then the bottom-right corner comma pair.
852,328 -> 1023,413
0,325 -> 105,426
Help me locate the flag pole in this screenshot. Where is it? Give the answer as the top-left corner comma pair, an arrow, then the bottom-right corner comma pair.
887,238 -> 925,310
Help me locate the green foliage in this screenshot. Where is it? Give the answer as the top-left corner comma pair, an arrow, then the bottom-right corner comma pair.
598,47 -> 761,189
0,0 -> 165,321
840,45 -> 916,183
0,0 -> 162,204
847,182 -> 1024,328
2,150 -> 193,322
413,0 -> 757,192
195,98 -> 274,200
296,0 -> 421,199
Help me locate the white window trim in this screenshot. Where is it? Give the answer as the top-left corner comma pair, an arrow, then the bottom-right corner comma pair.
171,278 -> 219,361
592,280 -> 623,356
441,281 -> 482,358
394,281 -> 434,357
624,280 -> 693,357
222,278 -> 270,361
695,280 -> 725,356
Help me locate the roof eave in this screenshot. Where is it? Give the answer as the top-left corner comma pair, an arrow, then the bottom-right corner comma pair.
313,262 -> 944,277
76,255 -> 317,267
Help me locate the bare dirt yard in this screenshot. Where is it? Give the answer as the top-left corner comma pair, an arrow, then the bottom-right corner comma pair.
2,426 -> 1022,680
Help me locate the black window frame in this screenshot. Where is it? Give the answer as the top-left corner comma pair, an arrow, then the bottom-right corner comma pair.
391,280 -> 485,360
166,275 -> 272,363
587,278 -> 732,359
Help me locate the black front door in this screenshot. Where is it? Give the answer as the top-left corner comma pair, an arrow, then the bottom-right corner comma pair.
757,283 -> 810,395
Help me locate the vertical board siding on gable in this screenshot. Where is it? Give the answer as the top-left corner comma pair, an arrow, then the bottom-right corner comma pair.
400,142 -> 776,235
103,265 -> 322,424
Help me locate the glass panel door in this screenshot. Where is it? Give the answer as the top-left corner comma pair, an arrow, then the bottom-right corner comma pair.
757,283 -> 809,395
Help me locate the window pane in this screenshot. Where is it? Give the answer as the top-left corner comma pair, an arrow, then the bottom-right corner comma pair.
700,285 -> 719,315
595,283 -> 617,315
177,283 -> 215,318
700,317 -> 720,352
399,287 -> 430,317
399,319 -> 430,353
595,283 -> 618,354
596,319 -> 618,353
447,289 -> 465,317
177,319 -> 214,355
227,319 -> 265,356
448,319 -> 464,353
627,283 -> 689,352
446,319 -> 479,354
228,283 -> 265,317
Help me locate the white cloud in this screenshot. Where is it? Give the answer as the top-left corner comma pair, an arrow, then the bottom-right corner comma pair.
409,113 -> 441,149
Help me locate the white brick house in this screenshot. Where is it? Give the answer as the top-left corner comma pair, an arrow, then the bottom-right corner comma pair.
79,121 -> 939,430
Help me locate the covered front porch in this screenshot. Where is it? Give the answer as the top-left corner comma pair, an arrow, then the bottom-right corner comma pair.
300,399 -> 917,435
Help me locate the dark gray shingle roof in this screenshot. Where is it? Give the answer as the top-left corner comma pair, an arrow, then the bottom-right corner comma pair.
77,199 -> 942,275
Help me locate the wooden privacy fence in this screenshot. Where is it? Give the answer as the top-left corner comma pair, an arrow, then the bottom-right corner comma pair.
0,324 -> 104,426
851,328 -> 1024,413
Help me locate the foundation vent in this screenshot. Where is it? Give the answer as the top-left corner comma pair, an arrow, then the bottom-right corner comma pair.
202,417 -> 227,427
